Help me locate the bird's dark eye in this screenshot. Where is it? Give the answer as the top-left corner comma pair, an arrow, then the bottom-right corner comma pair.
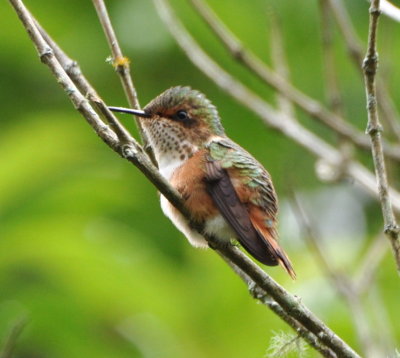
175,110 -> 188,121
171,109 -> 196,127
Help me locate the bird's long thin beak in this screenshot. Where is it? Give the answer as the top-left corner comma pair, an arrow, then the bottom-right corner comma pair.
108,106 -> 151,118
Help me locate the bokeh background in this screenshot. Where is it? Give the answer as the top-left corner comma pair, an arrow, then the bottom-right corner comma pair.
1,0 -> 400,357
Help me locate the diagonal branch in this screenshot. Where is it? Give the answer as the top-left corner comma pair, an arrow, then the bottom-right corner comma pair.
9,0 -> 362,356
362,0 -> 400,271
189,0 -> 400,161
328,0 -> 400,143
378,0 -> 400,22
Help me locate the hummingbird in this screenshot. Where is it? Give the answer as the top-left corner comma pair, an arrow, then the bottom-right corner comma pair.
109,86 -> 295,278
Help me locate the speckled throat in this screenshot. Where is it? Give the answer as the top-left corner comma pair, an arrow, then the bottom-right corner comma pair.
142,118 -> 199,179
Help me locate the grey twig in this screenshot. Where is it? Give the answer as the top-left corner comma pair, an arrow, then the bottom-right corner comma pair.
328,0 -> 400,143
154,0 -> 400,214
92,0 -> 138,106
92,0 -> 156,164
189,0 -> 400,161
362,0 -> 400,272
9,0 -> 362,356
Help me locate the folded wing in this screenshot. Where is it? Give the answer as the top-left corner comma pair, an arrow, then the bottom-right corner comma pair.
204,141 -> 295,279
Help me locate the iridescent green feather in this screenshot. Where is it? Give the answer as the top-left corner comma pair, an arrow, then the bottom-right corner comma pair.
207,139 -> 277,212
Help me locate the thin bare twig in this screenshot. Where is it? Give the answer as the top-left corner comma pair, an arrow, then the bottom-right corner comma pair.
328,0 -> 400,143
92,0 -> 139,108
9,0 -> 362,356
189,0 -> 400,161
92,0 -> 156,164
363,0 -> 400,272
91,0 -> 138,106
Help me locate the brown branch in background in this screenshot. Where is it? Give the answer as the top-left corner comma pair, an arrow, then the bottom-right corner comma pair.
328,0 -> 400,143
154,0 -> 400,214
362,0 -> 400,272
92,0 -> 157,164
189,0 -> 400,162
8,1 -> 363,356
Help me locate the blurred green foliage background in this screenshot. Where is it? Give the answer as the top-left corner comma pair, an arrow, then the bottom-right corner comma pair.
1,0 -> 399,357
